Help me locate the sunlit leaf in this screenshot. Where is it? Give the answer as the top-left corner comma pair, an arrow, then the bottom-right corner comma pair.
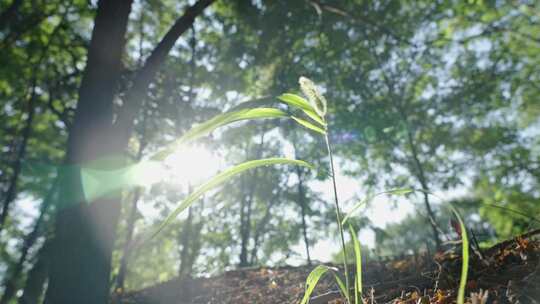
385,188 -> 413,195
334,273 -> 350,303
278,93 -> 326,126
300,265 -> 332,304
342,188 -> 413,224
140,158 -> 313,245
278,93 -> 315,112
302,108 -> 326,127
448,203 -> 469,304
349,225 -> 362,300
397,189 -> 469,304
151,108 -> 288,160
291,116 -> 326,135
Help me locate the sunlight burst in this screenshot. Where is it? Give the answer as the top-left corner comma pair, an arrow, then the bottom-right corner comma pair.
162,145 -> 222,187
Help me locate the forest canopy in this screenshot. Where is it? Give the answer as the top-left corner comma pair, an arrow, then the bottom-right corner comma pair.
0,1 -> 538,304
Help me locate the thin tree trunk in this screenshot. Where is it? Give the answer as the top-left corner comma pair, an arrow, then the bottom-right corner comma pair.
18,241 -> 51,304
0,0 -> 23,31
178,204 -> 194,278
405,128 -> 442,250
114,8 -> 148,294
0,154 -> 59,304
239,177 -> 254,267
296,166 -> 312,265
291,131 -> 311,264
239,130 -> 266,267
0,89 -> 36,230
249,185 -> 283,265
114,188 -> 142,293
0,6 -> 69,229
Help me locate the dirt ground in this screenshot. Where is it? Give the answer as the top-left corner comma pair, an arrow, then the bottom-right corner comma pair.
121,230 -> 540,304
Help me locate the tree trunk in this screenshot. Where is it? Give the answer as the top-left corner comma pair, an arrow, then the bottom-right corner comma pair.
0,178 -> 57,304
114,187 -> 142,292
239,131 -> 266,267
44,1 -> 214,302
405,128 -> 442,250
239,177 -> 254,267
18,241 -> 51,304
0,89 -> 36,230
178,205 -> 194,278
296,166 -> 311,265
0,0 -> 23,31
249,184 -> 284,265
43,1 -> 133,303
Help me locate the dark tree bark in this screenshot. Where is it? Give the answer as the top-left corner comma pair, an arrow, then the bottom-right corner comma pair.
249,184 -> 284,265
18,241 -> 51,304
405,127 -> 442,250
0,88 -> 36,230
43,1 -> 134,303
44,0 -> 214,302
113,0 -> 215,149
295,165 -> 312,265
0,178 -> 57,304
0,1 -> 68,231
178,204 -> 194,278
239,176 -> 255,267
115,110 -> 147,293
0,0 -> 22,33
239,130 -> 266,267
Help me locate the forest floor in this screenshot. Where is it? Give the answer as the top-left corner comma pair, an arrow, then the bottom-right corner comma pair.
121,230 -> 540,304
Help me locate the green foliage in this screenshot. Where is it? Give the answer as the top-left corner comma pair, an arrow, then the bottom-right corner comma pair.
142,158 -> 312,244
1,0 -> 538,300
349,225 -> 362,301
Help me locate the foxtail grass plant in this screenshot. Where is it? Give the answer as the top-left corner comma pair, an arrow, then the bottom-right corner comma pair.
292,79 -> 470,304
128,76 -> 469,304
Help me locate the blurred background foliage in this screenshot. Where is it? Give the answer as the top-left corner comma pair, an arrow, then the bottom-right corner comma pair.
0,0 -> 538,301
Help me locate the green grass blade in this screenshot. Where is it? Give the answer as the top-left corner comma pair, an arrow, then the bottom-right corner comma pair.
278,93 -> 326,126
342,188 -> 413,225
141,158 -> 313,246
448,204 -> 469,304
302,108 -> 326,127
151,108 -> 288,160
385,188 -> 413,195
291,116 -> 326,134
334,273 -> 350,303
349,225 -> 362,300
300,265 -> 331,304
354,277 -> 359,304
342,197 -> 369,225
402,189 -> 469,304
278,93 -> 315,112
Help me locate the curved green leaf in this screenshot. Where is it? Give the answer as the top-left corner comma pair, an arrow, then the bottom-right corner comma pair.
387,189 -> 469,304
302,108 -> 326,127
300,265 -> 332,304
342,188 -> 413,225
141,158 -> 313,245
278,93 -> 326,126
278,93 -> 314,112
349,225 -> 362,300
334,273 -> 350,303
448,204 -> 469,304
151,108 -> 288,160
291,116 -> 326,135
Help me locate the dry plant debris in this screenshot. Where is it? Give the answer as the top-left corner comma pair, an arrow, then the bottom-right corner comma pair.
122,230 -> 540,304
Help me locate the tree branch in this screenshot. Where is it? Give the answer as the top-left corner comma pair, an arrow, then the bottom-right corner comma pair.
113,0 -> 215,149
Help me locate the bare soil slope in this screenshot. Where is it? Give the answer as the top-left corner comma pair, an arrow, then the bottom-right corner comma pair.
121,230 -> 540,304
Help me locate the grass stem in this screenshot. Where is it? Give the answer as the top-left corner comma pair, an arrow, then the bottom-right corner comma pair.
325,133 -> 350,302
